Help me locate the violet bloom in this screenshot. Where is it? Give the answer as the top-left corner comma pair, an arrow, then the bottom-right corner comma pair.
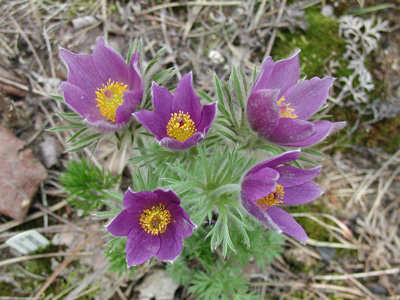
134,73 -> 216,150
241,150 -> 322,243
247,50 -> 345,147
59,37 -> 142,132
107,189 -> 195,266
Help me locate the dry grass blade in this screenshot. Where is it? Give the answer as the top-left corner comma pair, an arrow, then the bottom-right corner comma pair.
0,200 -> 67,233
33,230 -> 99,299
264,0 -> 286,59
367,164 -> 400,224
0,251 -> 95,268
347,149 -> 400,209
140,1 -> 244,15
315,267 -> 400,281
250,281 -> 365,297
0,76 -> 48,97
8,15 -> 47,77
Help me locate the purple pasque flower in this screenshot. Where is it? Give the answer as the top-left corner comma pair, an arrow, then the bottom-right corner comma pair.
107,188 -> 195,266
247,50 -> 345,147
59,37 -> 142,132
241,150 -> 323,243
134,73 -> 216,150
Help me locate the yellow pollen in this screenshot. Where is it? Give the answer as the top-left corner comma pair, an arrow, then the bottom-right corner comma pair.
95,78 -> 128,122
255,184 -> 284,210
140,204 -> 172,235
277,97 -> 298,118
166,110 -> 197,142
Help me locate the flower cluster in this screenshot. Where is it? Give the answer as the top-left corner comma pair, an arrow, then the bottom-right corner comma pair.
59,38 -> 344,267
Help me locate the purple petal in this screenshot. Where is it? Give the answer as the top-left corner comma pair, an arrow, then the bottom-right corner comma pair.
252,57 -> 275,93
248,151 -> 301,173
267,118 -> 314,146
167,204 -> 195,238
241,199 -> 282,233
152,82 -> 173,123
268,50 -> 301,97
59,82 -> 102,119
282,182 -> 323,205
92,37 -> 130,86
280,121 -> 346,147
282,77 -> 333,120
61,82 -> 124,132
195,102 -> 217,133
123,189 -> 159,213
247,89 -> 280,138
126,230 -> 160,267
134,110 -> 167,140
154,189 -> 181,206
115,89 -> 142,124
156,227 -> 183,262
128,52 -> 142,90
276,166 -> 321,188
241,167 -> 279,203
159,132 -> 204,150
59,49 -> 104,92
252,51 -> 301,97
107,210 -> 140,236
267,206 -> 307,243
171,73 -> 201,124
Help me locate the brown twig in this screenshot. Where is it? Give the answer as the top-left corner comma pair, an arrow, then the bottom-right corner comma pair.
315,268 -> 400,281
33,230 -> 98,299
0,200 -> 67,233
9,15 -> 47,77
0,251 -> 95,268
263,0 -> 286,60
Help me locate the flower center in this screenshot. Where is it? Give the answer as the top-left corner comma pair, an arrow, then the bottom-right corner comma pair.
166,110 -> 197,142
277,97 -> 297,118
95,79 -> 128,122
140,203 -> 172,235
255,184 -> 284,210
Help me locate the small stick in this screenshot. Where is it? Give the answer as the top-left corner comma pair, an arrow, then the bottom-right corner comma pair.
250,281 -> 364,297
43,27 -> 56,78
141,1 -> 244,15
0,76 -> 48,97
263,0 -> 286,60
33,230 -> 98,299
101,0 -> 108,40
314,267 -> 400,281
33,203 -> 86,233
9,15 -> 47,77
0,201 -> 67,233
0,251 -> 94,268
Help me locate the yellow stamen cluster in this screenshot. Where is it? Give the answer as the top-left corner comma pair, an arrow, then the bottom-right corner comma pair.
166,110 -> 197,142
140,204 -> 172,235
95,79 -> 128,122
255,184 -> 284,210
277,97 -> 298,118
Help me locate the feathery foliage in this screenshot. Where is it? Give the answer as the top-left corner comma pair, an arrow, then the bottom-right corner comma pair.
59,157 -> 119,215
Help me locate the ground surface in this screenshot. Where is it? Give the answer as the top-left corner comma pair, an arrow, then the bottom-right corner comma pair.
0,0 -> 399,299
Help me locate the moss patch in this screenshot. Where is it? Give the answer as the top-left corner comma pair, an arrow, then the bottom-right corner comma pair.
286,202 -> 333,242
271,7 -> 348,78
366,115 -> 400,152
